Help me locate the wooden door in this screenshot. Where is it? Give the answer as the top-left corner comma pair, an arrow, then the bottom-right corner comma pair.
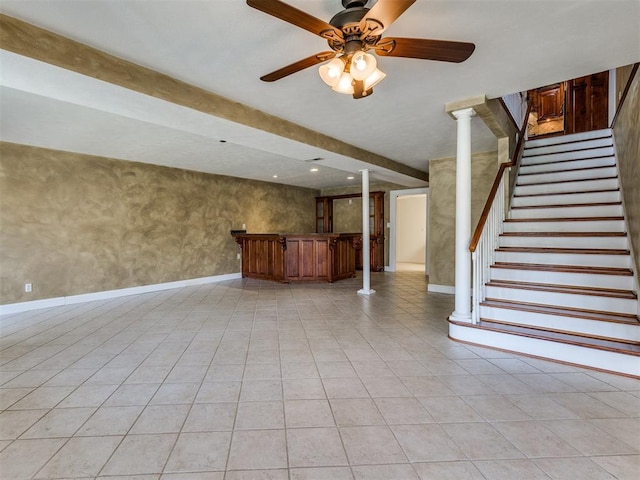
565,71 -> 609,134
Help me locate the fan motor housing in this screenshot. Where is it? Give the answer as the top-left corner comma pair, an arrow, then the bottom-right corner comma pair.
341,0 -> 367,8
329,4 -> 381,53
329,6 -> 369,30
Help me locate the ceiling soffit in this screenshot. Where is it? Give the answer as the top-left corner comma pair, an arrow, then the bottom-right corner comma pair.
0,13 -> 429,186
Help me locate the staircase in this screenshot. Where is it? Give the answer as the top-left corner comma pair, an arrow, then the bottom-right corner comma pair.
455,129 -> 640,377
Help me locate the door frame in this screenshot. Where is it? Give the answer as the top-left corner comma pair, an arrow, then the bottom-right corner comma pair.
388,188 -> 429,273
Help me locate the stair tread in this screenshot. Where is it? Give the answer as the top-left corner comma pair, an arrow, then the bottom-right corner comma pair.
486,280 -> 637,299
495,246 -> 629,255
523,144 -> 613,157
500,231 -> 627,237
476,320 -> 640,354
520,154 -> 615,167
505,216 -> 624,222
492,262 -> 633,276
521,153 -> 614,163
525,139 -> 612,149
511,202 -> 621,210
516,176 -> 617,187
519,165 -> 615,176
523,145 -> 613,156
482,298 -> 640,324
521,156 -> 615,168
514,188 -> 620,198
524,133 -> 612,150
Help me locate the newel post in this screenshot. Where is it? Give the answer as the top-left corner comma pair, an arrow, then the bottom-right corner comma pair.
449,107 -> 475,322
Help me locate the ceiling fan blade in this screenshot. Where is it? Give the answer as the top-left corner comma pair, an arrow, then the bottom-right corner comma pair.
260,51 -> 336,82
359,0 -> 417,36
375,37 -> 475,63
247,0 -> 343,43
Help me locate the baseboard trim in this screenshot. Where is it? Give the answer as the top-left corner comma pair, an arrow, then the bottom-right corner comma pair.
0,273 -> 243,315
427,283 -> 455,294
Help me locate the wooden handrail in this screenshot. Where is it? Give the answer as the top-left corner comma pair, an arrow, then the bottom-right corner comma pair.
508,98 -> 534,197
468,162 -> 512,252
469,97 -> 532,253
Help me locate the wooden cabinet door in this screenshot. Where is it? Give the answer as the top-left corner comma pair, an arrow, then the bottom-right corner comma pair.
537,83 -> 564,122
565,71 -> 609,134
315,198 -> 333,233
285,238 -> 329,281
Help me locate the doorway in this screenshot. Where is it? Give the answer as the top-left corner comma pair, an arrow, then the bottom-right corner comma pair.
527,70 -> 610,139
388,188 -> 429,273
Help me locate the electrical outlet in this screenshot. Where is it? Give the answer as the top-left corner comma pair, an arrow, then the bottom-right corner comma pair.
24,283 -> 32,293
237,253 -> 241,260
242,224 -> 246,230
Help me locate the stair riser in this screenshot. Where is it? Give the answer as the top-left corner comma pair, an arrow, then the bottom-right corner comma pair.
490,267 -> 634,290
517,167 -> 618,185
510,205 -> 623,219
479,305 -> 640,341
484,286 -> 638,314
523,137 -> 613,156
519,156 -> 615,174
503,220 -> 626,233
514,178 -> 619,196
495,251 -> 630,268
521,146 -> 614,165
511,190 -> 621,207
449,323 -> 640,377
499,235 -> 629,249
525,129 -> 611,148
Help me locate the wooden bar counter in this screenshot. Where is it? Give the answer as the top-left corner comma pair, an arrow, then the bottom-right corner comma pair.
233,233 -> 357,283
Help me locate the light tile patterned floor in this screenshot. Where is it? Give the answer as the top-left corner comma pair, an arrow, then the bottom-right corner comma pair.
0,271 -> 638,480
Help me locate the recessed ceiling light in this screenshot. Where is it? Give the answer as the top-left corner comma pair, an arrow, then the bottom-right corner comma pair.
347,176 -> 354,180
310,168 -> 319,172
273,175 -> 278,178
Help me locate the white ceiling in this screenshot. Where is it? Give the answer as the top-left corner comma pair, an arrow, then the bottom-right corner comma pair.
1,0 -> 638,190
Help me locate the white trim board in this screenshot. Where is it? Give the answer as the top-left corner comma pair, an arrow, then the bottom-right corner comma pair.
0,272 -> 242,316
427,284 -> 455,294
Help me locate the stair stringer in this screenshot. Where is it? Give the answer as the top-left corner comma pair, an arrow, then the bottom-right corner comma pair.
612,131 -> 640,313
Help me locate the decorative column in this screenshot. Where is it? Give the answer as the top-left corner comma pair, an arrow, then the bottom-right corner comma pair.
358,168 -> 375,295
449,107 -> 475,322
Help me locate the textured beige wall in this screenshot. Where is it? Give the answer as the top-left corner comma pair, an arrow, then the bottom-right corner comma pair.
616,64 -> 636,110
428,151 -> 499,286
0,143 -> 317,304
612,68 -> 640,277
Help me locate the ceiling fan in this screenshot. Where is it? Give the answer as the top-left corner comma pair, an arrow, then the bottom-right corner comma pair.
247,0 -> 475,99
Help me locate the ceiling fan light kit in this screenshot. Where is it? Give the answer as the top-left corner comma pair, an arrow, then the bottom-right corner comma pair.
350,52 -> 377,80
318,56 -> 346,87
332,71 -> 356,94
247,0 -> 475,99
